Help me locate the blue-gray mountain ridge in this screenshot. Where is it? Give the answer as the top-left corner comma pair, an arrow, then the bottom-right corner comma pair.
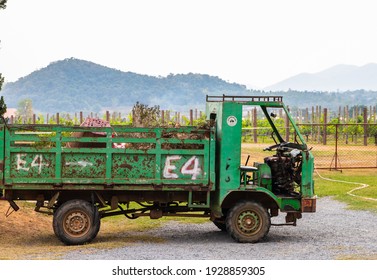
1,58 -> 376,114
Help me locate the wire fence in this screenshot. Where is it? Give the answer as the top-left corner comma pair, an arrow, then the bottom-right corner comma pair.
6,109 -> 205,126
242,124 -> 377,170
6,110 -> 377,170
298,123 -> 377,170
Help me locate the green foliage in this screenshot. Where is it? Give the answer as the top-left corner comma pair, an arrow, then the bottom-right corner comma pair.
0,74 -> 4,91
0,0 -> 6,9
181,115 -> 190,126
0,1 -> 5,93
193,113 -> 207,127
0,96 -> 6,125
35,114 -> 45,124
106,111 -> 132,125
16,98 -> 33,121
132,102 -> 160,127
369,120 -> 377,136
0,96 -> 7,116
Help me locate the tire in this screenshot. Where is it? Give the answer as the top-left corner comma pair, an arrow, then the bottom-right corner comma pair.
213,218 -> 227,232
226,201 -> 270,243
53,199 -> 101,245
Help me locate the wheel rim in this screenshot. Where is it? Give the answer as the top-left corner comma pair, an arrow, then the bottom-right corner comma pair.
237,210 -> 261,235
63,210 -> 91,238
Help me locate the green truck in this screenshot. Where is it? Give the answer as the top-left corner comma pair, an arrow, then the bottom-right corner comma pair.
0,95 -> 316,245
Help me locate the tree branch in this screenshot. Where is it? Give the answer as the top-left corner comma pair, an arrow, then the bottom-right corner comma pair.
0,0 -> 7,9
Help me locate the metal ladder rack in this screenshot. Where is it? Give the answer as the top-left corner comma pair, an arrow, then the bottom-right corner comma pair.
206,95 -> 283,103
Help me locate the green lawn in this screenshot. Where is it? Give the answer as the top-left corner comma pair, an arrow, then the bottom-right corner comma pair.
314,169 -> 377,212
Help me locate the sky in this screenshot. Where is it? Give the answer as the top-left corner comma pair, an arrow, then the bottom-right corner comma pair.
1,0 -> 377,89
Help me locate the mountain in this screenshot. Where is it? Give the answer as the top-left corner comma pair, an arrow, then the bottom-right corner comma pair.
1,58 -> 247,113
1,58 -> 376,114
265,64 -> 377,92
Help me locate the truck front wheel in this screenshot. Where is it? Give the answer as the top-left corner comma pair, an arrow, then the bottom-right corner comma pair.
226,201 -> 270,243
53,199 -> 100,245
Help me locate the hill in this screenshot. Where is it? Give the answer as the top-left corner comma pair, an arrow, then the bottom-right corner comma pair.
1,58 -> 376,114
265,64 -> 377,92
0,58 -> 247,113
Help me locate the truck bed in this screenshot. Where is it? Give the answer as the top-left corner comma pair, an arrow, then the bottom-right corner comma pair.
0,124 -> 215,192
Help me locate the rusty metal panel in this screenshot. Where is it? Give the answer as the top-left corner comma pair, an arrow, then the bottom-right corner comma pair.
10,152 -> 56,178
1,124 -> 213,188
112,154 -> 156,179
62,153 -> 106,178
161,154 -> 205,181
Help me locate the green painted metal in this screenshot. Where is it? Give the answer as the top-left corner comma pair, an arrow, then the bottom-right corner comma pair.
206,95 -> 315,215
0,125 -> 214,189
0,95 -> 315,220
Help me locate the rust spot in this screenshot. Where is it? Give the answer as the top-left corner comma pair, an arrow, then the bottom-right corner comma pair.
120,163 -> 132,170
133,155 -> 139,162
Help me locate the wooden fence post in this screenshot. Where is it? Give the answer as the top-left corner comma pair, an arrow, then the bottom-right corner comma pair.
166,110 -> 170,123
323,108 -> 327,145
317,106 -> 321,143
161,110 -> 165,125
285,107 -> 290,142
253,107 -> 258,143
364,107 -> 368,146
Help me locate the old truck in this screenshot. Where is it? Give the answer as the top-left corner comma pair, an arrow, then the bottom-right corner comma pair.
0,95 -> 316,245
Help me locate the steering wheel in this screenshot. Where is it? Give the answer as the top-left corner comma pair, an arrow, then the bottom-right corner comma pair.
263,142 -> 303,151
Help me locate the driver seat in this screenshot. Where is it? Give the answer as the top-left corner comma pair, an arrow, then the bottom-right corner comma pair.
240,165 -> 258,186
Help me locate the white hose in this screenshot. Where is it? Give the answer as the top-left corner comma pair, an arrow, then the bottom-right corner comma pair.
315,169 -> 377,202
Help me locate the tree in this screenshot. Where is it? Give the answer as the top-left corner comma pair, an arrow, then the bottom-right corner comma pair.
16,98 -> 33,122
0,96 -> 6,124
0,1 -> 6,91
0,75 -> 3,91
0,0 -> 7,9
132,102 -> 160,127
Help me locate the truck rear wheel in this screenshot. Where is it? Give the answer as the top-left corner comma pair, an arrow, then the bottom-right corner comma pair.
226,201 -> 270,243
53,199 -> 100,245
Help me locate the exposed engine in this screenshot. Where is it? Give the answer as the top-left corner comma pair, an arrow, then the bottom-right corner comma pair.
264,148 -> 302,195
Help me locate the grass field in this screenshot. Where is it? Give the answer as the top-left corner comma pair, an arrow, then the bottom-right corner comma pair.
242,142 -> 377,169
314,169 -> 377,212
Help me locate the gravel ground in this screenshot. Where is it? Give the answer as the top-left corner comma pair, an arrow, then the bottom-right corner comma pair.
62,197 -> 377,260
